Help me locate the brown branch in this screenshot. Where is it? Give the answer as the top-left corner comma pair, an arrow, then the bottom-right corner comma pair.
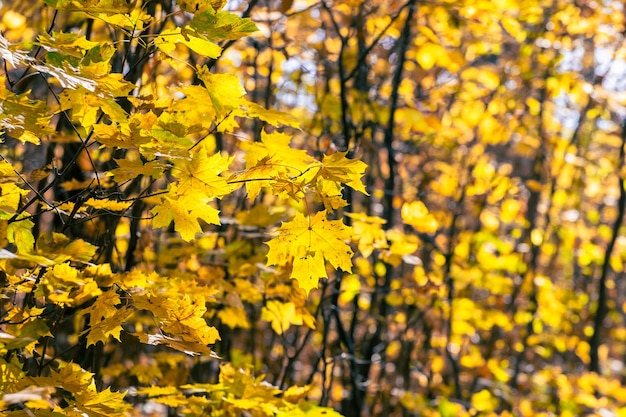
589,122 -> 626,372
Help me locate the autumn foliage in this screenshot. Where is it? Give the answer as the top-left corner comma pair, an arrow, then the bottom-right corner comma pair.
2,0 -> 626,416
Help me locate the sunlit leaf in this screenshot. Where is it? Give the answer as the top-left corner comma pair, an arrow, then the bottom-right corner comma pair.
306,151 -> 368,194
151,193 -> 220,241
7,219 -> 35,254
266,210 -> 353,295
401,201 -> 438,233
261,300 -> 303,334
190,8 -> 258,41
416,42 -> 445,70
43,0 -> 134,13
178,0 -> 227,13
155,28 -> 221,59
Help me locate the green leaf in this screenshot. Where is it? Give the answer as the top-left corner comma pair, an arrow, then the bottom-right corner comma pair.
7,219 -> 35,254
190,8 -> 258,41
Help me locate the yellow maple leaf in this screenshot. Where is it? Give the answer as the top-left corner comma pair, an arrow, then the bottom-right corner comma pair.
151,193 -> 220,241
315,177 -> 347,211
401,201 -> 438,234
109,158 -> 165,183
261,300 -> 302,334
415,42 -> 445,70
136,333 -> 217,356
235,204 -> 284,228
291,251 -> 329,294
306,151 -> 368,194
197,66 -> 246,112
245,102 -> 301,128
79,387 -> 132,415
471,389 -> 497,412
84,307 -> 131,347
234,131 -> 315,200
218,306 -> 250,329
244,131 -> 313,172
155,28 -> 221,59
172,148 -> 234,199
7,219 -> 35,254
162,295 -> 220,346
178,0 -> 226,13
266,210 -> 353,295
83,197 -> 131,211
345,212 -> 388,257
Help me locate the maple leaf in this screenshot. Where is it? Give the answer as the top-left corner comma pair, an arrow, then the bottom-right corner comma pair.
0,159 -> 16,178
0,184 -> 28,220
35,232 -> 98,263
162,294 -> 220,345
197,67 -> 247,113
151,193 -> 220,241
84,308 -> 131,346
163,88 -> 216,131
43,0 -> 134,13
77,387 -> 132,417
109,158 -> 165,182
155,27 -> 221,59
245,102 -> 301,128
172,148 -> 234,199
261,300 -> 303,334
178,0 -> 226,13
7,219 -> 35,254
70,279 -> 103,306
136,333 -> 218,357
218,306 -> 251,329
132,291 -> 220,354
1,307 -> 51,352
315,178 -> 348,211
83,197 -> 132,211
190,7 -> 258,41
231,156 -> 279,201
80,290 -> 130,346
266,211 -> 353,295
92,8 -> 152,31
401,201 -> 438,233
304,151 -> 368,194
59,87 -> 128,127
346,212 -> 388,257
233,131 -> 314,200
0,76 -> 54,144
244,131 -> 314,171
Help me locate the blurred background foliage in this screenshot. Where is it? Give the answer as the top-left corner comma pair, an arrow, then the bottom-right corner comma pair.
2,0 -> 626,416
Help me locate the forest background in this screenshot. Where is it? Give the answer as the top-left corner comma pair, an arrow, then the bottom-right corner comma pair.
1,0 -> 626,416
